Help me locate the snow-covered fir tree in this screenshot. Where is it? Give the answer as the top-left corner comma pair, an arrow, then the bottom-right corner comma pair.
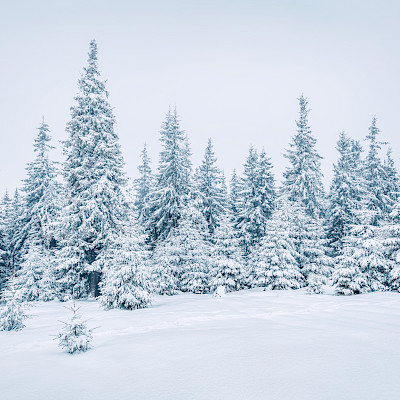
327,133 -> 365,255
0,281 -> 30,331
210,213 -> 244,293
0,193 -> 11,290
249,195 -> 303,290
151,199 -> 211,294
299,216 -> 332,293
18,119 -> 61,257
194,139 -> 227,234
0,190 -> 24,279
0,227 -> 6,293
11,239 -> 55,302
333,206 -> 388,295
382,148 -> 399,216
150,234 -> 181,296
229,169 -> 241,217
57,301 -> 93,354
174,200 -> 211,294
283,95 -> 325,218
236,147 -> 276,255
57,40 -> 127,299
182,136 -> 193,196
363,117 -> 390,224
382,200 -> 400,291
98,222 -> 152,310
146,108 -> 191,244
134,143 -> 153,225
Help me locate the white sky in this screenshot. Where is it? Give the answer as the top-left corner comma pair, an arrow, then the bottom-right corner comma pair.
1,0 -> 399,195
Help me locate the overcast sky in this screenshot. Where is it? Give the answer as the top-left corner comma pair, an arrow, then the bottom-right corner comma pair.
1,0 -> 399,195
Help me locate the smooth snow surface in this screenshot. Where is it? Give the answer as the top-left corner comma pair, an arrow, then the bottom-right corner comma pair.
1,289 -> 400,400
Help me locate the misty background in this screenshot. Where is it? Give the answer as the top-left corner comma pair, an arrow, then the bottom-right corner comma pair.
0,0 -> 399,195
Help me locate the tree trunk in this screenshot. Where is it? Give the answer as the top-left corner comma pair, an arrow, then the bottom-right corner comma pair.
89,271 -> 101,298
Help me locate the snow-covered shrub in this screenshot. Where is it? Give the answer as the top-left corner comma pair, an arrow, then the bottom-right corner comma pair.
0,284 -> 30,331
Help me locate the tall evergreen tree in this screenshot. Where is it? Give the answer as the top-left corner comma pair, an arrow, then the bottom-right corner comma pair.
333,206 -> 388,295
194,139 -> 227,234
0,190 -> 23,281
210,213 -> 244,293
0,226 -> 7,293
236,147 -> 276,255
300,216 -> 332,293
229,169 -> 241,216
363,117 -> 389,224
147,107 -> 191,243
382,200 -> 400,291
12,239 -> 55,302
0,193 -> 13,291
98,222 -> 152,310
327,133 -> 364,254
249,195 -> 303,290
283,95 -> 325,218
179,202 -> 211,294
18,119 -> 60,254
151,200 -> 211,294
134,143 -> 153,224
58,40 -> 127,299
382,148 -> 399,216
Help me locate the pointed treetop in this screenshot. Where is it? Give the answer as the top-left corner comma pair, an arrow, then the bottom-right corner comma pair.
88,39 -> 98,66
296,94 -> 311,135
366,116 -> 387,152
34,118 -> 53,157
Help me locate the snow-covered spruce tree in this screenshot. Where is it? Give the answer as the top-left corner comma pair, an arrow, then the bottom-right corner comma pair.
194,139 -> 227,234
57,40 -> 127,299
249,195 -> 303,290
134,143 -> 154,225
327,133 -> 365,255
0,281 -> 30,331
236,147 -> 276,255
182,135 -> 193,197
18,119 -> 61,256
0,192 -> 14,290
57,301 -> 93,354
229,169 -> 242,216
382,200 -> 400,291
151,199 -> 211,294
0,228 -> 6,293
382,148 -> 399,216
11,239 -> 55,302
299,216 -> 332,293
283,95 -> 325,218
333,206 -> 388,295
210,212 -> 244,293
274,193 -> 330,292
176,201 -> 211,294
0,190 -> 24,280
363,117 -> 390,224
146,108 -> 191,245
98,221 -> 152,310
150,232 -> 181,295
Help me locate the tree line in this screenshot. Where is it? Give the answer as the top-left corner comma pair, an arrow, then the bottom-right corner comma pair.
1,40 -> 400,314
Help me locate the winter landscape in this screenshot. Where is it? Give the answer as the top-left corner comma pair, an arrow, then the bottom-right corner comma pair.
1,1 -> 400,400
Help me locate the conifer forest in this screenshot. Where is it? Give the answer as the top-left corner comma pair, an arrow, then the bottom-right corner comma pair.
2,40 -> 399,309
1,3 -> 400,398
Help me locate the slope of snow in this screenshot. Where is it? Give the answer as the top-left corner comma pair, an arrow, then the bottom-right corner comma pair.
1,289 -> 400,400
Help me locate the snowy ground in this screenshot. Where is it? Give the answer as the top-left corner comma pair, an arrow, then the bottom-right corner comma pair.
1,289 -> 400,400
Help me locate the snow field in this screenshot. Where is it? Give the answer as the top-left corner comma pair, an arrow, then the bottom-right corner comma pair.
1,289 -> 400,400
